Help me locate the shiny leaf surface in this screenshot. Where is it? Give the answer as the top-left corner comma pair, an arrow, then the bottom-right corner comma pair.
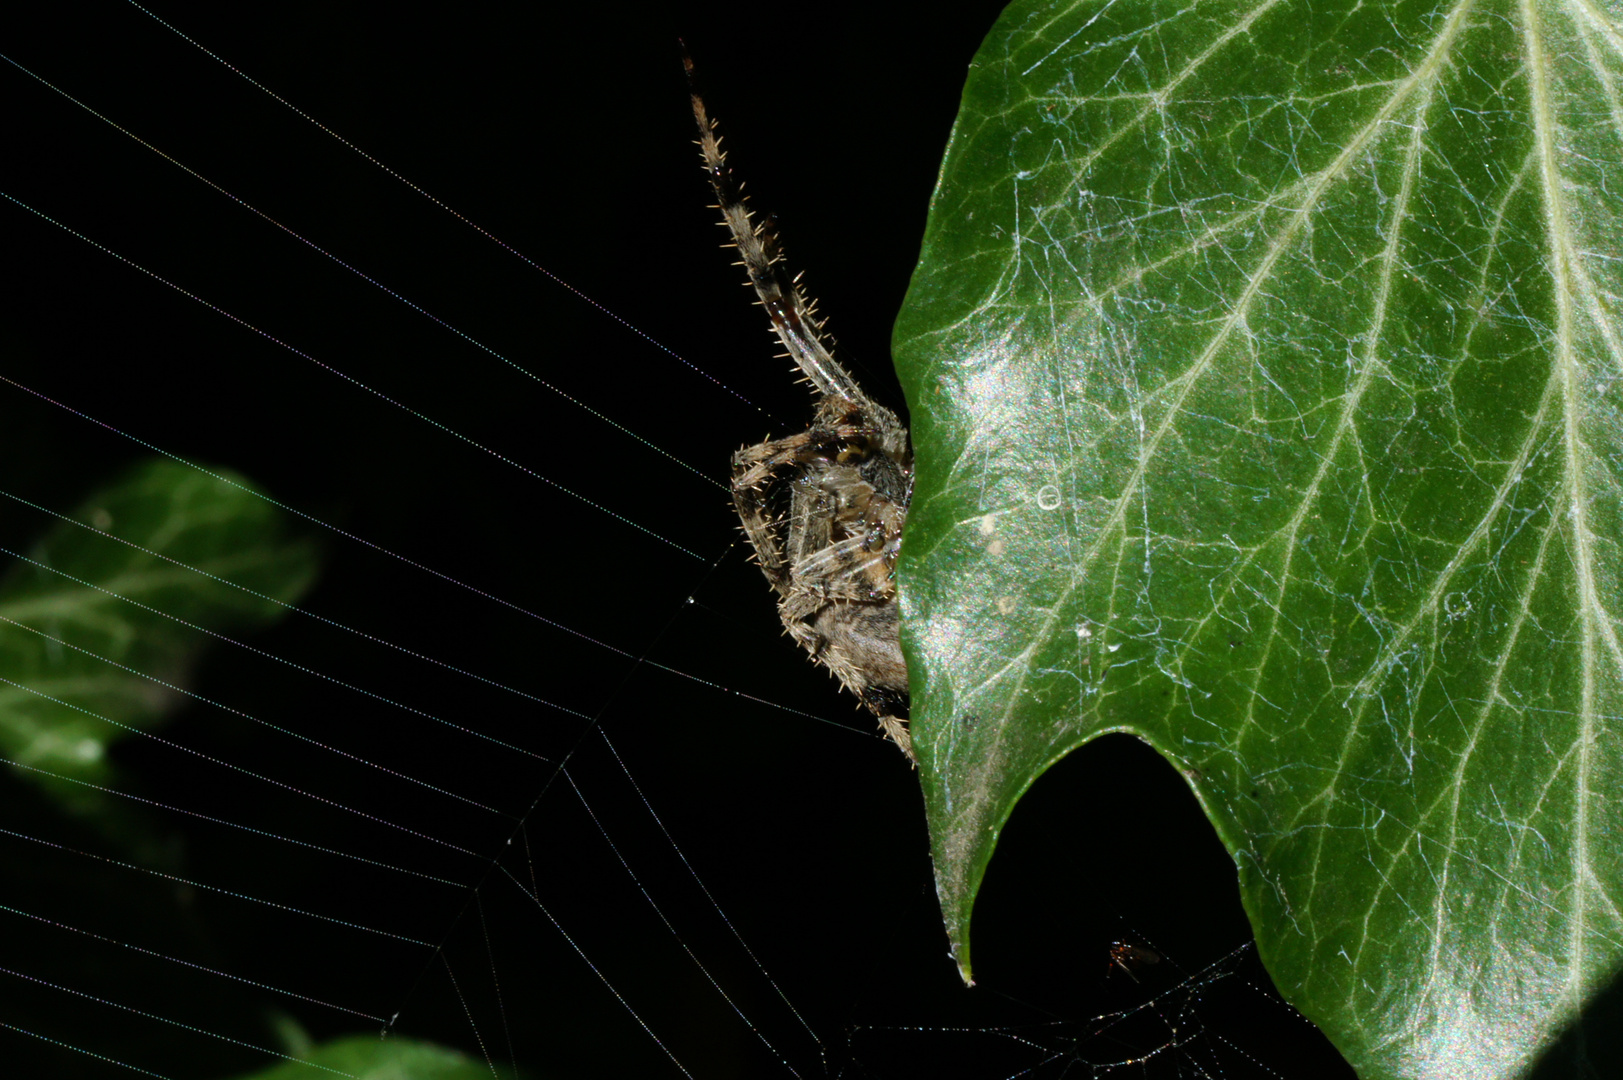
894,1 -> 1623,1075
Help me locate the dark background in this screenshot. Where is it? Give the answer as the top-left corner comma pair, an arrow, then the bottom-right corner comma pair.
1,2 -> 1353,1076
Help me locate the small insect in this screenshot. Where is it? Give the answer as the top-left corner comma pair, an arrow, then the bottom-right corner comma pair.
685,50 -> 914,761
1107,942 -> 1163,982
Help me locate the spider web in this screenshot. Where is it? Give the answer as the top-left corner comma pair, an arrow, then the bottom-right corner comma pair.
0,3 -> 1352,1078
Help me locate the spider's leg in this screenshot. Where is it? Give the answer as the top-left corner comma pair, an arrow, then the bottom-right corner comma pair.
877,715 -> 914,764
792,534 -> 895,602
731,431 -> 825,594
683,48 -> 873,406
731,430 -> 819,493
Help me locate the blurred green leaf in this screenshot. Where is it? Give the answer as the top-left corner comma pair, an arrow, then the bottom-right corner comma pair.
894,1 -> 1623,1076
225,1034 -> 516,1080
0,458 -> 319,805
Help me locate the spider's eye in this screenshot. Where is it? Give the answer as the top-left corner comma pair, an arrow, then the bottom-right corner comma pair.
836,442 -> 872,465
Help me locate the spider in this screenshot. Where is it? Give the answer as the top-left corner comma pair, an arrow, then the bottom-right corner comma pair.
1107,942 -> 1163,982
685,51 -> 915,761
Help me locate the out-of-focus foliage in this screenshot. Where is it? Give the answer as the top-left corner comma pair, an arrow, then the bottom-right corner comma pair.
0,458 -> 319,812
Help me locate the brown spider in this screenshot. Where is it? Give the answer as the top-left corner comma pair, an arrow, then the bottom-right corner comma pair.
1107,942 -> 1163,982
685,51 -> 914,761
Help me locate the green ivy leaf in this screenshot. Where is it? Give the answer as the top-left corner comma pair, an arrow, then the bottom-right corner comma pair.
894,1 -> 1623,1076
0,459 -> 319,807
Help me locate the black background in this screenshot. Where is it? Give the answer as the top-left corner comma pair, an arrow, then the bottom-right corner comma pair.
1,2 -> 1355,1077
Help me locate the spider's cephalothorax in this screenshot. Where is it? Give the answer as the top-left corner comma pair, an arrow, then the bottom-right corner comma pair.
685,53 -> 915,761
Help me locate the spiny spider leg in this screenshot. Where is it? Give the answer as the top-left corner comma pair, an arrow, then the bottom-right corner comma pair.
684,51 -> 864,404
684,46 -> 915,761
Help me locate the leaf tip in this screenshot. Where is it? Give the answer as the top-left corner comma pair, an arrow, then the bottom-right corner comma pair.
950,937 -> 974,986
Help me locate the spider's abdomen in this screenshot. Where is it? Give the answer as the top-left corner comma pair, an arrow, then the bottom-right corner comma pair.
811,597 -> 908,701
